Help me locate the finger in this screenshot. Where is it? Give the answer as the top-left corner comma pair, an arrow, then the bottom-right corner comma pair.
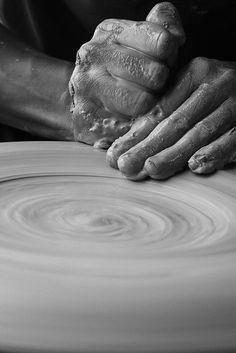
107,111 -> 162,168
117,83 -> 225,177
78,41 -> 169,92
107,68 -> 194,169
146,2 -> 186,46
188,127 -> 236,174
144,99 -> 236,179
92,19 -> 132,43
76,41 -> 169,92
72,98 -> 131,148
96,19 -> 177,67
106,43 -> 169,91
91,71 -> 156,117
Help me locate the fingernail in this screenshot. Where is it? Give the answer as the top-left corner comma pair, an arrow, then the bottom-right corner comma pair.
118,153 -> 143,176
189,155 -> 213,174
188,157 -> 200,171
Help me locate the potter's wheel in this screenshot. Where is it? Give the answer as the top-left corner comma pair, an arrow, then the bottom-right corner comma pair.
0,141 -> 235,353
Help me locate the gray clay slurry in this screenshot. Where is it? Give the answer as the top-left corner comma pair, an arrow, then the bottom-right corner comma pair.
0,142 -> 235,352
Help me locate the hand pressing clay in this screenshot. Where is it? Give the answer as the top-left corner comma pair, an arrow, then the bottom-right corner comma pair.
69,2 -> 185,148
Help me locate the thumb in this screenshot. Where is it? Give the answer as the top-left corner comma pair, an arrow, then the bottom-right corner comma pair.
146,2 -> 186,46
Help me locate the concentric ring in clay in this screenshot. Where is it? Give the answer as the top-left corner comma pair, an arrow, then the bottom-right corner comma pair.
0,141 -> 235,352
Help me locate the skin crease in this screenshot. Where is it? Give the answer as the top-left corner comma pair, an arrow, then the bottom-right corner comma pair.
68,1 -> 236,179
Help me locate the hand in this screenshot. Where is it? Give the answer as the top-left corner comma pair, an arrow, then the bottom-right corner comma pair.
107,57 -> 236,179
69,2 -> 185,148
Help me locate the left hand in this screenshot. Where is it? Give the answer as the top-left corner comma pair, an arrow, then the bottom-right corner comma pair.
107,57 -> 236,179
69,2 -> 185,148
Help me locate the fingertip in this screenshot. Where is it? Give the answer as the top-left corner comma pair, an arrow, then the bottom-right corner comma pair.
106,135 -> 131,169
147,2 -> 177,22
106,145 -> 119,169
124,169 -> 148,181
144,156 -> 170,180
93,138 -> 112,149
117,153 -> 143,177
149,61 -> 170,90
188,157 -> 216,175
147,2 -> 186,46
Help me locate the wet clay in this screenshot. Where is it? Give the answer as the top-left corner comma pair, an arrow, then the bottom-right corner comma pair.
0,141 -> 235,352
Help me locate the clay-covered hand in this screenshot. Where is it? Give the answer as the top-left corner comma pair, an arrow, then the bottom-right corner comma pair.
107,57 -> 236,179
69,2 -> 185,148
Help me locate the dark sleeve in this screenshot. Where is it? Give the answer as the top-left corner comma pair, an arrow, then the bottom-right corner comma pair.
0,0 -> 45,50
0,0 -> 89,62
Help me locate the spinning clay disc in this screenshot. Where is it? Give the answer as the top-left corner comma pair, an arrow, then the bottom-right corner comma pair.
0,141 -> 235,352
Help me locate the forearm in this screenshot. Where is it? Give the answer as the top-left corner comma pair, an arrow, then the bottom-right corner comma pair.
0,24 -> 74,140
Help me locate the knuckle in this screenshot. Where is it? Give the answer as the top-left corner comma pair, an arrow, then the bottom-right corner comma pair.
75,42 -> 107,88
219,67 -> 235,83
194,120 -> 213,138
189,57 -> 211,76
76,42 -> 93,67
96,18 -> 124,35
133,21 -> 146,30
68,79 -> 76,111
156,28 -> 172,53
149,103 -> 167,120
76,41 -> 103,71
69,66 -> 90,97
133,91 -> 156,116
97,19 -> 112,30
95,19 -> 110,33
198,82 -> 212,93
149,63 -> 169,89
169,111 -> 190,134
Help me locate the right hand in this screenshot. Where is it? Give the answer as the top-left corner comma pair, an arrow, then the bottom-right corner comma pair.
69,2 -> 185,148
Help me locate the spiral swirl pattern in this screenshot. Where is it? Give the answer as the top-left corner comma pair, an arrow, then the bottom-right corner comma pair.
0,142 -> 235,352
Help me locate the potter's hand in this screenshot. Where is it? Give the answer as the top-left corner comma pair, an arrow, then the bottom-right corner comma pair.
107,57 -> 236,179
69,2 -> 185,148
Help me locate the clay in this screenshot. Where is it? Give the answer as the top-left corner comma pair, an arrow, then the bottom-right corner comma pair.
0,141 -> 235,352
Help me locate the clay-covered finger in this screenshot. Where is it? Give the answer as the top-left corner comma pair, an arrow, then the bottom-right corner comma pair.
92,19 -> 133,43
106,71 -> 195,170
97,19 -> 177,67
108,66 -> 201,171
76,41 -> 169,92
93,72 -> 155,117
146,2 -> 185,45
72,48 -> 156,118
106,44 -> 169,91
106,107 -> 165,168
117,84 -> 225,177
144,99 -> 236,179
189,127 -> 236,174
